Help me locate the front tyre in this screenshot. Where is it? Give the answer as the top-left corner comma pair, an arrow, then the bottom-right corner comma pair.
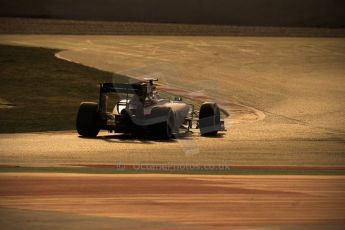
199,102 -> 221,136
76,102 -> 100,137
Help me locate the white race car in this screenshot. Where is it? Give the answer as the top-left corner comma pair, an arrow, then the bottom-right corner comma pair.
76,78 -> 225,138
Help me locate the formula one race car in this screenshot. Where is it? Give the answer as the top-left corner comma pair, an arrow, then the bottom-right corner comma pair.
76,78 -> 225,139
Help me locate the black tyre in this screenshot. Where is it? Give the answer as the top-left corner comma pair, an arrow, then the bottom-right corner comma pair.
115,109 -> 135,134
199,102 -> 221,136
76,102 -> 100,137
150,107 -> 175,139
125,109 -> 146,137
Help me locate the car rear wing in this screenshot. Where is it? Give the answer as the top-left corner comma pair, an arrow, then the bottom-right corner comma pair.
100,82 -> 147,96
98,82 -> 148,116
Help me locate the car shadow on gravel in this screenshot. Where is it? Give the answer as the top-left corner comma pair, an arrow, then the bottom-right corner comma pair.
78,134 -> 178,144
78,131 -> 224,144
200,133 -> 226,138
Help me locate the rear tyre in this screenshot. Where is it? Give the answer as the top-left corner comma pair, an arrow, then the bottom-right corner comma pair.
199,102 -> 221,136
76,102 -> 100,137
150,107 -> 175,139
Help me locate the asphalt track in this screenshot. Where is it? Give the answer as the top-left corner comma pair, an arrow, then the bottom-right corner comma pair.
0,35 -> 344,166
